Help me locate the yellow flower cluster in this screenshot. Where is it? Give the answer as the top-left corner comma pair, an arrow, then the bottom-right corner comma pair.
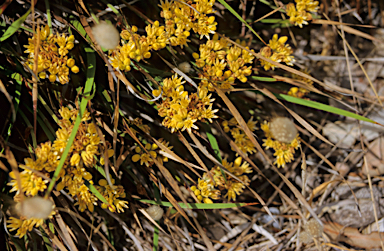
7,213 -> 55,238
110,22 -> 165,71
191,172 -> 220,204
288,69 -> 313,98
110,0 -> 217,72
191,157 -> 252,202
286,0 -> 319,28
153,74 -> 218,133
53,107 -> 127,213
95,177 -> 128,213
7,107 -> 128,238
193,34 -> 255,90
261,120 -> 300,167
259,34 -> 295,71
160,0 -> 217,41
24,25 -> 79,84
131,139 -> 172,167
222,117 -> 257,155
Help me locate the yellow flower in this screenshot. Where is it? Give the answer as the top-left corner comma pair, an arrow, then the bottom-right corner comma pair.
6,217 -> 43,238
6,200 -> 56,238
23,25 -> 77,84
156,74 -> 218,133
75,184 -> 97,212
225,181 -> 246,201
96,177 -> 129,213
70,153 -> 81,166
194,35 -> 255,90
286,0 -> 318,28
223,117 -> 257,156
131,140 -> 172,166
8,170 -> 48,196
259,34 -> 294,71
193,156 -> 253,202
261,120 -> 301,167
110,0 -> 216,72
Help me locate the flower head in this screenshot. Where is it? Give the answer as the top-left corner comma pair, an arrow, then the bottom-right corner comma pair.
192,157 -> 252,202
222,117 -> 257,155
24,25 -> 78,84
154,74 -> 218,133
110,0 -> 217,72
259,34 -> 294,71
261,118 -> 300,167
194,34 -> 255,90
286,0 -> 319,28
132,139 -> 172,166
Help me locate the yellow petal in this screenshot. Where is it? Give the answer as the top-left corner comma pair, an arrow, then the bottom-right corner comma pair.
132,154 -> 141,162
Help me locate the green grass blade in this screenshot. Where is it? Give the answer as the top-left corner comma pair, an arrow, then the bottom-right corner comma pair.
217,0 -> 266,44
39,226 -> 53,251
84,180 -> 109,206
94,163 -> 107,178
22,103 -> 55,141
203,123 -> 222,162
10,236 -> 27,251
45,47 -> 96,196
4,73 -> 23,142
276,93 -> 378,124
260,19 -> 289,24
18,109 -> 37,148
38,95 -> 59,123
137,199 -> 256,209
153,224 -> 159,251
0,9 -> 31,42
44,0 -> 53,34
69,16 -> 90,42
251,76 -> 277,82
203,123 -> 227,182
259,0 -> 285,12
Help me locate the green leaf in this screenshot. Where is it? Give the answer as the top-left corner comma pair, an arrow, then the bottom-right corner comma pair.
9,237 -> 26,251
4,73 -> 23,141
84,180 -> 109,205
22,103 -> 55,142
203,123 -> 227,182
69,17 -> 90,42
251,76 -> 277,82
39,227 -> 53,251
260,19 -> 288,24
45,47 -> 96,196
137,199 -> 256,209
276,93 -> 378,124
217,0 -> 265,44
153,224 -> 159,251
94,163 -> 107,178
18,109 -> 37,148
203,123 -> 222,163
0,9 -> 31,42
